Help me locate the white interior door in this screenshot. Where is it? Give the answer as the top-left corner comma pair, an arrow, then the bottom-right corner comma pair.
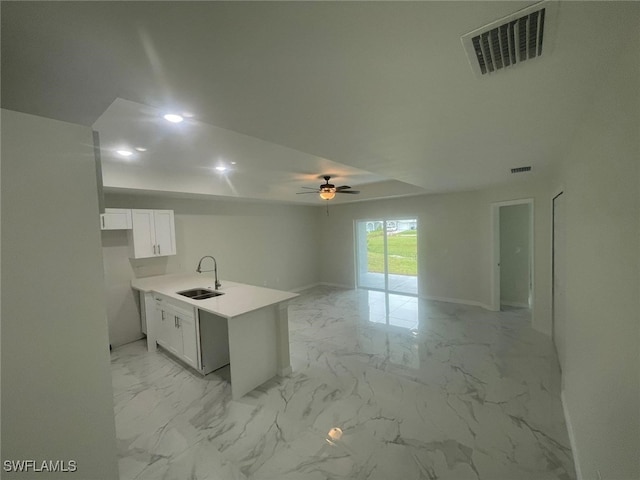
552,192 -> 566,371
491,199 -> 534,312
499,204 -> 532,309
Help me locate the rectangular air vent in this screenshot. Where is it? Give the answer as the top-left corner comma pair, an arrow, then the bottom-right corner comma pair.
511,166 -> 532,174
461,1 -> 558,77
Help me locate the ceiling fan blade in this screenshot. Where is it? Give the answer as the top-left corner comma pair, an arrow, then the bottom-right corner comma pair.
296,191 -> 319,194
335,185 -> 352,190
300,186 -> 319,190
337,190 -> 360,194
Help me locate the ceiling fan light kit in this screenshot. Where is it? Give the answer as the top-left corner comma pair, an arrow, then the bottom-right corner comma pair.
319,189 -> 336,200
297,175 -> 360,202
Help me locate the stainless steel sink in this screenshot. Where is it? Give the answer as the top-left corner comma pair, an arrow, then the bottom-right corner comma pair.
176,288 -> 224,300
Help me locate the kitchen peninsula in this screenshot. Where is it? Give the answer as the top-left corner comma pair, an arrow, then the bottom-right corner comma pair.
131,273 -> 298,399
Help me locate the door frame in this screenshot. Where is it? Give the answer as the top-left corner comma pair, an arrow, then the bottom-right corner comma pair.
490,198 -> 534,312
354,217 -> 418,295
551,188 -> 565,362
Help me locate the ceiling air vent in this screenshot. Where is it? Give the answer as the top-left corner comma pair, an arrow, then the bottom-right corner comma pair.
461,1 -> 558,77
511,166 -> 532,174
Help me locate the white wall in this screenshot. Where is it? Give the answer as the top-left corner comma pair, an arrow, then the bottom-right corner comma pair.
101,229 -> 152,348
500,204 -> 531,307
0,106 -> 2,464
1,110 -> 119,478
103,193 -> 320,347
557,11 -> 640,479
319,177 -> 554,334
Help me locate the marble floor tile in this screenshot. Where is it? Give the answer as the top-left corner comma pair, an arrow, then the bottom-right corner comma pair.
112,286 -> 575,480
358,272 -> 418,295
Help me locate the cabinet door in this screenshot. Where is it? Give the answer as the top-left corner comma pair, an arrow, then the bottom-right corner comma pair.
101,208 -> 132,230
130,209 -> 156,258
153,210 -> 176,256
165,312 -> 182,357
156,306 -> 171,350
178,313 -> 199,369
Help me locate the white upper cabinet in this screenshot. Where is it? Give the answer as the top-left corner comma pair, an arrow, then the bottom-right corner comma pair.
128,209 -> 176,258
152,210 -> 175,256
100,208 -> 132,230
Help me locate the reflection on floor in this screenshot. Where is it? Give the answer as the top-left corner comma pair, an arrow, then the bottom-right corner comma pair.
358,271 -> 418,295
112,286 -> 575,480
366,290 -> 420,329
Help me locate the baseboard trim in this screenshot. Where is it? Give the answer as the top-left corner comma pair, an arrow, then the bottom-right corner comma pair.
290,283 -> 322,293
289,285 -> 492,311
278,366 -> 292,377
561,390 -> 582,480
318,282 -> 354,290
111,335 -> 146,350
501,301 -> 530,308
290,282 -> 355,292
423,295 -> 492,310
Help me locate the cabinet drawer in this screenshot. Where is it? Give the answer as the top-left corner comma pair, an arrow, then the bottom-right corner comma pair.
154,294 -> 195,320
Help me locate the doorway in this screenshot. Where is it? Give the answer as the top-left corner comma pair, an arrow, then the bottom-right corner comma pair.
491,199 -> 534,312
552,191 -> 566,371
355,218 -> 418,295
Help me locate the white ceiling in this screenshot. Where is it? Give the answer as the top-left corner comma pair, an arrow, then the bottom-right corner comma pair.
2,1 -> 635,204
93,98 -> 426,204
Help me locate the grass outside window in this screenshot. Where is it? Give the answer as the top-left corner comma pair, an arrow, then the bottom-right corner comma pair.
367,230 -> 417,275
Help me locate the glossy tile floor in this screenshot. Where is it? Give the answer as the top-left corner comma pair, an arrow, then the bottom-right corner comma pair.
111,286 -> 575,480
357,272 -> 418,295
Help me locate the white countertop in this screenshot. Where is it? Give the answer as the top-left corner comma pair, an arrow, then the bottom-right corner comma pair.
131,273 -> 298,319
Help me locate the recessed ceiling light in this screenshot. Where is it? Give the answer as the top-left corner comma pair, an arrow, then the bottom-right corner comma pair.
163,113 -> 184,123
231,161 -> 237,165
135,147 -> 147,152
116,149 -> 133,157
182,112 -> 194,118
215,166 -> 227,172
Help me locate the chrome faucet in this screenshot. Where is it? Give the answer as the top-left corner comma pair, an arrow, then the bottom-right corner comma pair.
196,255 -> 221,290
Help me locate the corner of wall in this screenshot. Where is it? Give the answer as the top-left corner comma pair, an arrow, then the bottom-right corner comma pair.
561,390 -> 583,480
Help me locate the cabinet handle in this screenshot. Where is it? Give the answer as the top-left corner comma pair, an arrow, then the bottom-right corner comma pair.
175,316 -> 178,328
153,245 -> 157,255
161,311 -> 165,320
101,216 -> 105,228
158,244 -> 161,255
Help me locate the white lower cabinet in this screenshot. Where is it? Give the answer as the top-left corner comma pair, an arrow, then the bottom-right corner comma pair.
155,295 -> 200,370
149,294 -> 230,376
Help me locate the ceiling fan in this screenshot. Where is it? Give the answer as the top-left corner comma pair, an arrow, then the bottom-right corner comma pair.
297,176 -> 360,200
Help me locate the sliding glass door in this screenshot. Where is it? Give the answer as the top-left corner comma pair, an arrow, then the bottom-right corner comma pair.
356,219 -> 418,295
